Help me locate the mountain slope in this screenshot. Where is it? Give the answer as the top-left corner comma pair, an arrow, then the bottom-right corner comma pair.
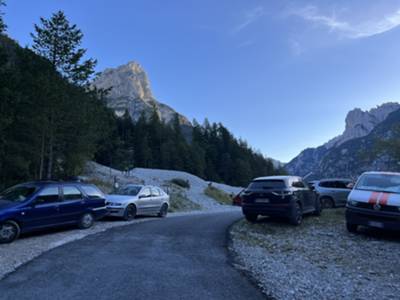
93,61 -> 192,128
286,102 -> 400,178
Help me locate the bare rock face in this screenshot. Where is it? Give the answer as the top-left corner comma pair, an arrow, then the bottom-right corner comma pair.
325,103 -> 400,149
286,102 -> 400,178
93,61 -> 191,127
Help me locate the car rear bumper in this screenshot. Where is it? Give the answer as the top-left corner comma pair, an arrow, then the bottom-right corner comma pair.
346,207 -> 400,231
242,203 -> 291,217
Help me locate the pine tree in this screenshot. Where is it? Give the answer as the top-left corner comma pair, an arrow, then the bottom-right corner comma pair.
31,10 -> 96,86
0,0 -> 6,34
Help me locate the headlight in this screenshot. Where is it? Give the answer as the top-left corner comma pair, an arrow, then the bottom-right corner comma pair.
348,200 -> 358,207
108,202 -> 122,207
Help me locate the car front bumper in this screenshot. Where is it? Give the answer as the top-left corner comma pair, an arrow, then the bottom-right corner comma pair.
106,206 -> 125,217
346,207 -> 400,231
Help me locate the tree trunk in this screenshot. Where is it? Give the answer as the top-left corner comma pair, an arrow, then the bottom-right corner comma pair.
39,128 -> 45,180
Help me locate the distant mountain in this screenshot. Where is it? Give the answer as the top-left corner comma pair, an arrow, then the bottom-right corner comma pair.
286,102 -> 400,179
93,61 -> 192,133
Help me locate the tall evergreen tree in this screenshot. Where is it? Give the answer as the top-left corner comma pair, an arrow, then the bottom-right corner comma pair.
31,10 -> 96,86
0,0 -> 6,34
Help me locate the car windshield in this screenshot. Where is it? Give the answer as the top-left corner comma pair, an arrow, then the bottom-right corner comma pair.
248,180 -> 286,190
116,185 -> 142,196
355,174 -> 400,194
0,185 -> 39,202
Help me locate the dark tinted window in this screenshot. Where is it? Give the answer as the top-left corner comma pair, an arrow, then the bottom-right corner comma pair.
319,181 -> 335,188
248,180 -> 286,189
35,187 -> 60,204
0,185 -> 39,203
81,185 -> 104,199
63,186 -> 83,201
335,181 -> 350,189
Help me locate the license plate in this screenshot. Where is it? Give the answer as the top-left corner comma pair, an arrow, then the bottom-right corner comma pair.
368,221 -> 384,228
255,198 -> 270,203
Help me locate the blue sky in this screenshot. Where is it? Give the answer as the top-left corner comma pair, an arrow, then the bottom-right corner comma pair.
4,0 -> 400,162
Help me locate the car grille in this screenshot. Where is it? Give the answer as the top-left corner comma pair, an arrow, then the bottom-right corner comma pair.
357,202 -> 399,213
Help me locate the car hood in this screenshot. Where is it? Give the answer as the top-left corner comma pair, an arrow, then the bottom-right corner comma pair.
349,189 -> 400,206
106,195 -> 139,203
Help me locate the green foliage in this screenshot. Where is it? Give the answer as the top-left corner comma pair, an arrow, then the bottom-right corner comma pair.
170,178 -> 190,189
95,109 -> 282,187
168,190 -> 201,212
0,1 -> 6,34
204,185 -> 232,205
0,34 -> 112,189
30,10 -> 96,86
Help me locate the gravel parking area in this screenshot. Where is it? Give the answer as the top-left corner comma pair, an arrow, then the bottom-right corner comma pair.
0,207 -> 239,281
229,209 -> 400,300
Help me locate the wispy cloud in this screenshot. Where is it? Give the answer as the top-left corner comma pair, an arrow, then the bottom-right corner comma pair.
290,5 -> 400,39
233,6 -> 265,34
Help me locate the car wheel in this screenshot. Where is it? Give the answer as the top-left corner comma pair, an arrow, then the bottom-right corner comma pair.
0,220 -> 20,244
78,213 -> 95,229
289,202 -> 303,226
321,197 -> 334,209
346,222 -> 358,233
158,204 -> 168,218
244,213 -> 258,223
123,204 -> 137,221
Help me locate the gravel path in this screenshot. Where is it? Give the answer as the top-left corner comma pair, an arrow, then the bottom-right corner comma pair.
0,207 -> 239,281
229,209 -> 400,300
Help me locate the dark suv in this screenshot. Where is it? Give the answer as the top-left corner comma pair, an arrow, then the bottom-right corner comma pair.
0,181 -> 108,243
241,176 -> 322,225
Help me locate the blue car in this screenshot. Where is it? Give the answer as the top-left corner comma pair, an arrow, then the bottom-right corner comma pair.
0,181 -> 108,243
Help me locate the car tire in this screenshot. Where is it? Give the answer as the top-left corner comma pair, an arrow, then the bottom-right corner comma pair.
321,197 -> 335,209
123,204 -> 137,221
158,203 -> 168,218
244,213 -> 258,223
289,202 -> 303,226
78,213 -> 95,229
346,222 -> 358,233
0,220 -> 20,244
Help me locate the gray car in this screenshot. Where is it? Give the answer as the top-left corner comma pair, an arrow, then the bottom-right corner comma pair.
106,185 -> 170,220
315,179 -> 354,208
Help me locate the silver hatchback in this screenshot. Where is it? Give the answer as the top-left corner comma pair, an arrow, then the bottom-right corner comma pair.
315,179 -> 354,208
106,185 -> 170,220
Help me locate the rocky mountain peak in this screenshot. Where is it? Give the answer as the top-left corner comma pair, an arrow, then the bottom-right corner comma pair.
325,102 -> 400,149
92,61 -> 191,128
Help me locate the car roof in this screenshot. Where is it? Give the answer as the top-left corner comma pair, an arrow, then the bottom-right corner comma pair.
20,181 -> 92,187
319,178 -> 353,182
361,171 -> 400,176
253,175 -> 302,181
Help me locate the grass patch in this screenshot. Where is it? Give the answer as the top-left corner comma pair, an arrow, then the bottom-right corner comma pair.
168,191 -> 202,212
170,178 -> 190,189
204,185 -> 232,205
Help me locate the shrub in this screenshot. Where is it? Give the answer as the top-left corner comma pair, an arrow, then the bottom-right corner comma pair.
170,178 -> 190,189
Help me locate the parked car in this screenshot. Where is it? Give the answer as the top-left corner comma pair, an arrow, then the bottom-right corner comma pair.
0,181 -> 108,244
315,178 -> 354,208
232,189 -> 244,206
241,176 -> 322,225
346,171 -> 400,233
106,184 -> 170,220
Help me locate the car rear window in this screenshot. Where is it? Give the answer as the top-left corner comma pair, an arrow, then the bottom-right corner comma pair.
248,180 -> 286,190
355,174 -> 400,194
81,185 -> 104,199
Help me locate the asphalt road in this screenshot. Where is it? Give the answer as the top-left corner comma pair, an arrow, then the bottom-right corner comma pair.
0,211 -> 265,300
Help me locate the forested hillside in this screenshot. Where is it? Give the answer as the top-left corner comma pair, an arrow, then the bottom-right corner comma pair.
0,5 -> 282,189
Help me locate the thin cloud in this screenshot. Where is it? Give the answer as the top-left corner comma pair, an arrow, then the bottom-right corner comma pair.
233,6 -> 265,34
290,5 -> 400,39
